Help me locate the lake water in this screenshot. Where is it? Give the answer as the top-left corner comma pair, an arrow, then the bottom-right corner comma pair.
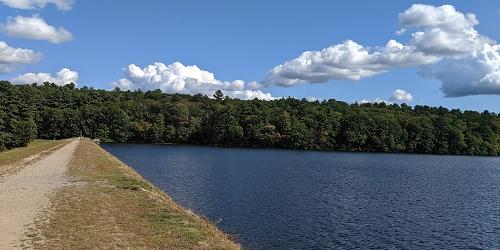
101,143 -> 500,249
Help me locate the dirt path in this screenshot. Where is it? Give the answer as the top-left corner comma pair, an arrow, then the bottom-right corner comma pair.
0,139 -> 79,249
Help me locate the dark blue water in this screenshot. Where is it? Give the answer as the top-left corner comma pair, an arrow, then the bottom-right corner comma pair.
101,143 -> 500,249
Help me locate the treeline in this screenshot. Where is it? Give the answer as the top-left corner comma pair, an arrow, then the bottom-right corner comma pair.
1,81 -> 499,155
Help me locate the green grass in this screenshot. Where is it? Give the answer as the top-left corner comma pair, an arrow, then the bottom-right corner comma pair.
27,139 -> 240,249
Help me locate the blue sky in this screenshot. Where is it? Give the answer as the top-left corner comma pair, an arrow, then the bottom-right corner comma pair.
0,0 -> 499,111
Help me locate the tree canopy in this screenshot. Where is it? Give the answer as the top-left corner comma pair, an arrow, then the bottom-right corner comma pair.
1,81 -> 499,156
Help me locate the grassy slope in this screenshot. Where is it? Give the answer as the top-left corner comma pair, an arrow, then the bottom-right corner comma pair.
0,139 -> 70,175
28,139 -> 240,249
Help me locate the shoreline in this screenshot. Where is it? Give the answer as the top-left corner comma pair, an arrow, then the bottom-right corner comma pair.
0,138 -> 239,249
96,139 -> 240,242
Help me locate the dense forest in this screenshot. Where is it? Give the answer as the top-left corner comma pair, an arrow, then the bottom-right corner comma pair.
1,81 -> 499,156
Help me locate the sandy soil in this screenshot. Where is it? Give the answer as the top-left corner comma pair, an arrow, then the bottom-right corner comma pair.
0,139 -> 79,249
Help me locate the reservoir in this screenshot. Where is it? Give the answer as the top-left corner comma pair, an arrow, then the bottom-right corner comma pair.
102,143 -> 500,249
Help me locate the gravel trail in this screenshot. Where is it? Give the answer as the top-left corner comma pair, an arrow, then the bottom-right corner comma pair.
0,140 -> 79,249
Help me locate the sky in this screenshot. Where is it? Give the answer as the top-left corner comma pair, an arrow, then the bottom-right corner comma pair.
0,0 -> 499,112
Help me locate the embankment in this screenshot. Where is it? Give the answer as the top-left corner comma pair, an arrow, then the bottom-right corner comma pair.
1,138 -> 239,249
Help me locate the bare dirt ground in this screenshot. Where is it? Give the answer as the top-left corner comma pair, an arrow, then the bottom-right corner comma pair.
0,139 -> 79,249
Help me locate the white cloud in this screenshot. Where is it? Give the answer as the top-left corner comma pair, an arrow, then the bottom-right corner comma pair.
224,90 -> 274,100
395,28 -> 406,36
2,15 -> 73,44
0,0 -> 74,10
305,96 -> 318,102
400,4 -> 500,96
360,89 -> 413,104
389,89 -> 413,102
11,68 -> 78,85
262,4 -> 500,97
358,98 -> 390,104
400,4 -> 484,57
264,39 -> 437,87
113,62 -> 274,100
424,43 -> 500,96
0,41 -> 42,73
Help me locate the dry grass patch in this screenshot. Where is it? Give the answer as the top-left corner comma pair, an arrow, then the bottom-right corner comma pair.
29,139 -> 240,249
0,139 -> 71,176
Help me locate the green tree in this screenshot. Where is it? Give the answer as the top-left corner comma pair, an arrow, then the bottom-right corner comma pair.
0,81 -> 498,156
213,90 -> 224,100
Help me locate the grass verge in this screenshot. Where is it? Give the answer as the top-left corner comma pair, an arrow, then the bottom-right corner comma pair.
27,139 -> 240,249
0,139 -> 70,176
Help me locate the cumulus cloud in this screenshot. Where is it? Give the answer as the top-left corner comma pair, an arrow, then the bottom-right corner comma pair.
264,39 -> 437,86
11,68 -> 78,85
389,89 -> 413,102
400,4 -> 483,57
2,15 -> 73,44
420,44 -> 500,96
0,41 -> 42,73
263,4 -> 500,97
0,0 -> 74,10
360,89 -> 413,104
401,4 -> 500,96
113,62 -> 274,100
358,98 -> 389,104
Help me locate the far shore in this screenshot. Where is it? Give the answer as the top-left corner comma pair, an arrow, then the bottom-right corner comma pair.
100,140 -> 500,158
